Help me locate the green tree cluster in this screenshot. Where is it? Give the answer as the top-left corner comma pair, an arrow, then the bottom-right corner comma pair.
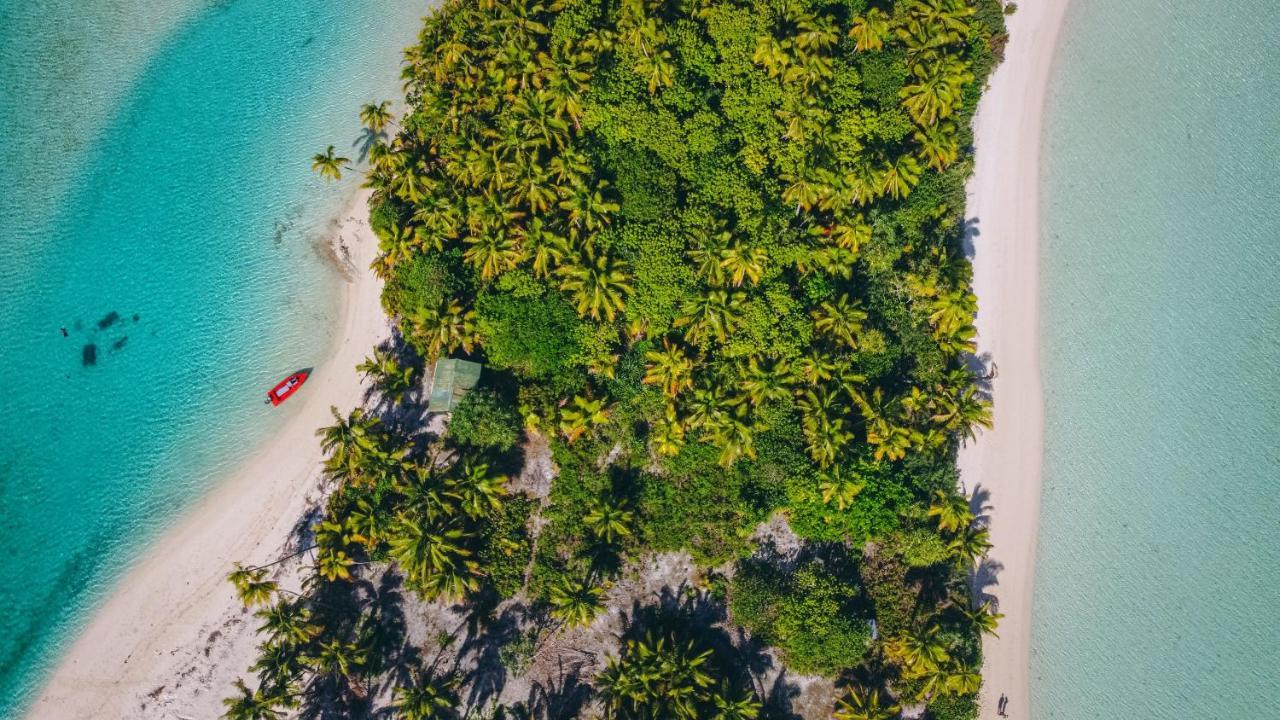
225,0 -> 1012,717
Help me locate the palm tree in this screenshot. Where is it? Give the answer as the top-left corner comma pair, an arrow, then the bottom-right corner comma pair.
719,242 -> 768,286
927,489 -> 973,533
228,564 -> 278,608
948,524 -> 992,565
736,357 -> 793,406
254,598 -> 318,645
317,407 -> 380,483
583,496 -> 634,544
359,100 -> 394,133
818,466 -> 865,511
945,664 -> 982,696
408,301 -> 477,360
558,395 -> 609,442
249,640 -> 303,700
880,154 -> 923,200
900,56 -> 974,127
651,405 -> 687,457
463,230 -> 524,280
848,8 -> 891,52
833,685 -> 901,720
811,294 -> 868,348
388,517 -> 478,596
307,638 -> 369,698
356,348 -> 415,404
445,461 -> 508,519
548,573 -> 605,628
915,121 -> 960,170
596,631 -> 715,719
961,600 -> 1004,638
558,182 -> 619,232
711,681 -> 761,720
644,340 -> 694,397
222,678 -> 285,720
393,672 -> 458,720
558,253 -> 633,321
311,145 -> 350,182
675,290 -> 743,345
896,625 -> 950,674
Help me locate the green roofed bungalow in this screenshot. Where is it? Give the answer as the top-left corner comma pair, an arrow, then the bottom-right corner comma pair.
427,358 -> 482,413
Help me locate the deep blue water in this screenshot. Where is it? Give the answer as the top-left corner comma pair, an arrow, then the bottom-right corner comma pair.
0,0 -> 424,713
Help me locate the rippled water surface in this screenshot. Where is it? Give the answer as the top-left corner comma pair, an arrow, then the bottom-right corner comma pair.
1035,1 -> 1280,717
0,0 -> 424,712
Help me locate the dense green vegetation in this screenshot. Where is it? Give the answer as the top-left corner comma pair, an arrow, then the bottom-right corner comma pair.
228,0 -> 1008,717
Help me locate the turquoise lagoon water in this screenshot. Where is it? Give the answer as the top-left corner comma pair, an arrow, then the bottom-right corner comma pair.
0,0 -> 424,713
1034,1 -> 1280,717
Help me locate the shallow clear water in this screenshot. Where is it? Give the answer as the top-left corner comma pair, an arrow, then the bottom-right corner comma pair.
1034,1 -> 1280,717
0,0 -> 424,713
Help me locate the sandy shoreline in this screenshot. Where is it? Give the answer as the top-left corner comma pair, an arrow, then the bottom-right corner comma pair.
27,189 -> 389,719
960,1 -> 1070,719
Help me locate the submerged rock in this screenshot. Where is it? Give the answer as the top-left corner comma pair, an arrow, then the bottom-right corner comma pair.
97,311 -> 120,330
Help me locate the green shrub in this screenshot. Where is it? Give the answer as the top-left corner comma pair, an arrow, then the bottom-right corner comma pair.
730,559 -> 872,676
449,390 -> 522,452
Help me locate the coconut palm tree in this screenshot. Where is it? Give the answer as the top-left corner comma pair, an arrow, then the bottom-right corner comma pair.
849,8 -> 891,52
833,685 -> 900,720
558,253 -> 633,321
927,489 -> 973,533
719,242 -> 768,286
445,461 -> 508,519
393,672 -> 458,720
357,348 -> 415,404
255,598 -> 318,645
644,340 -> 695,397
960,600 -> 1004,638
811,294 -> 868,348
558,395 -> 610,442
948,524 -> 992,565
317,407 -> 380,483
548,573 -> 605,628
880,153 -> 923,200
597,631 -> 715,719
711,681 -> 762,720
584,496 -> 634,544
311,145 -> 350,182
945,664 -> 982,696
915,120 -> 961,171
228,564 -> 278,608
818,466 -> 865,511
463,230 -> 524,280
222,678 -> 285,720
360,100 -> 394,134
896,625 -> 950,674
307,638 -> 369,698
675,290 -> 743,345
249,640 -> 304,701
408,300 -> 477,360
388,517 -> 478,599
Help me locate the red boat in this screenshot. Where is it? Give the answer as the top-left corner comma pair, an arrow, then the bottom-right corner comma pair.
267,371 -> 309,406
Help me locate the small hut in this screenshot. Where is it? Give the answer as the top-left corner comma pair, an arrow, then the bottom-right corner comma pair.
427,358 -> 482,413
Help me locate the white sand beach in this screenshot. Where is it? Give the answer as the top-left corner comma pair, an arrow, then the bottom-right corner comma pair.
959,2 -> 1070,719
27,190 -> 390,719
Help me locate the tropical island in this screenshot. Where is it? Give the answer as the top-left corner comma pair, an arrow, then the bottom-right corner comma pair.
224,0 -> 1011,718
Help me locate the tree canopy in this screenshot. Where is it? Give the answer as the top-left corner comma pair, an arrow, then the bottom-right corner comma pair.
230,1 -> 1010,718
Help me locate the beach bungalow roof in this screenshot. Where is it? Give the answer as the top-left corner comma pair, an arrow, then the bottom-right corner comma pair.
427,358 -> 482,412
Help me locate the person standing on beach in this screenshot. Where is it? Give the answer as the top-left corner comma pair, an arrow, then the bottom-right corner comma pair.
998,693 -> 1009,716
